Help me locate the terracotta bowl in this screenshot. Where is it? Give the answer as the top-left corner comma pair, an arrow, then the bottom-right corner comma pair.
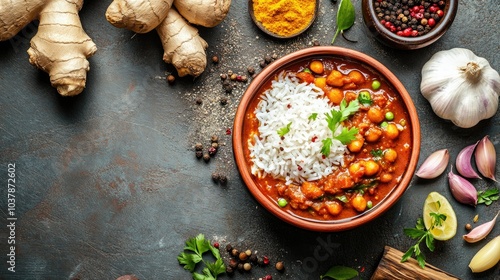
362,0 -> 458,50
233,47 -> 421,232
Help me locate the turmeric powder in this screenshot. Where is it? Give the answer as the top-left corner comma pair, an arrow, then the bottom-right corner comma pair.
253,0 -> 316,37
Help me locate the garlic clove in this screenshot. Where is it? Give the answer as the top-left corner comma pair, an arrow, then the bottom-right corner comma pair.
456,141 -> 481,179
448,167 -> 477,206
475,135 -> 497,182
469,235 -> 500,273
415,149 -> 449,179
463,211 -> 499,243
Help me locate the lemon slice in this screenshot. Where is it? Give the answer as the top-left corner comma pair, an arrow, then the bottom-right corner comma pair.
423,192 -> 457,241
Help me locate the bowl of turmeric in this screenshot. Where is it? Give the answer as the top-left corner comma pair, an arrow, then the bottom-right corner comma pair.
248,0 -> 318,39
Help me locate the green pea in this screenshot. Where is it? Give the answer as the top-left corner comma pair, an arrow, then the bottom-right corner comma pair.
278,198 -> 288,208
358,90 -> 372,105
372,80 -> 381,90
380,121 -> 388,128
385,111 -> 394,121
367,201 -> 373,209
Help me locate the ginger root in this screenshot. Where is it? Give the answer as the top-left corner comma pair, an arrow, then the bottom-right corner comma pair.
156,9 -> 208,77
0,0 -> 96,96
105,0 -> 230,77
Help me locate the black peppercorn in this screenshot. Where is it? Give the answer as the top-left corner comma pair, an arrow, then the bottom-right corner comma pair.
264,55 -> 272,64
219,175 -> 227,185
247,66 -> 255,75
220,97 -> 228,105
195,151 -> 203,159
226,244 -> 233,252
195,98 -> 202,105
212,172 -> 220,182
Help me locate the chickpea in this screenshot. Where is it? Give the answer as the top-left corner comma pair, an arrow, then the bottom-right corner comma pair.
347,138 -> 364,153
348,70 -> 365,84
364,160 -> 380,177
367,107 -> 385,123
349,162 -> 365,178
325,201 -> 343,216
380,173 -> 393,183
364,127 -> 382,142
326,88 -> 344,104
310,60 -> 324,74
352,195 -> 367,212
383,148 -> 398,162
326,70 -> 345,87
314,77 -> 327,89
384,123 -> 400,139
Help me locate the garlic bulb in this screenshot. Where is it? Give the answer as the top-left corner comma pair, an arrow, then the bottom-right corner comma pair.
420,48 -> 500,128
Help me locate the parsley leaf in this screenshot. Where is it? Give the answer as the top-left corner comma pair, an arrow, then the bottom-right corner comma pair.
277,122 -> 292,137
309,113 -> 318,121
401,208 -> 447,268
178,234 -> 226,279
321,99 -> 360,156
477,187 -> 499,206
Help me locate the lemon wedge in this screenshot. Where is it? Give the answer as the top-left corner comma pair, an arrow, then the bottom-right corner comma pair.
423,192 -> 457,241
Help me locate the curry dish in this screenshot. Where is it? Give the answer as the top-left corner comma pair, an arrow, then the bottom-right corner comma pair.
243,57 -> 413,221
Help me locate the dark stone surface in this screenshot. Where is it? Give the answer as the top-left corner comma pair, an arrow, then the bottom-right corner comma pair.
0,1 -> 498,279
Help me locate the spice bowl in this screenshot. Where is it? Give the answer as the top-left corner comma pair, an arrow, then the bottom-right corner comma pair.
361,0 -> 458,50
248,0 -> 318,39
233,46 -> 421,232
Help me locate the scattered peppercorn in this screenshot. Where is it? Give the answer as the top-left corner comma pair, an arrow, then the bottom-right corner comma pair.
247,66 -> 255,75
211,142 -> 219,149
264,55 -> 272,64
226,266 -> 234,275
227,70 -> 233,76
203,153 -> 210,162
465,223 -> 472,231
275,261 -> 284,271
212,55 -> 219,63
194,143 -> 203,151
212,172 -> 220,182
237,263 -> 244,272
211,135 -> 219,143
219,174 -> 228,185
208,146 -> 217,156
313,39 -> 320,46
223,83 -> 233,93
213,242 -> 220,249
239,252 -> 248,261
220,73 -> 227,80
230,73 -> 238,81
195,98 -> 202,105
220,97 -> 228,105
243,263 -> 252,271
271,53 -> 278,60
226,244 -> 233,252
231,248 -> 239,257
167,74 -> 175,84
195,151 -> 203,159
259,60 -> 267,68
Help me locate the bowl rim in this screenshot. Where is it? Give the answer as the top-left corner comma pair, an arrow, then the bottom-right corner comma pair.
362,0 -> 458,49
233,46 -> 421,232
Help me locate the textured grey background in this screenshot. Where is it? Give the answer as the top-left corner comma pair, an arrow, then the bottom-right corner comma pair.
0,0 -> 499,279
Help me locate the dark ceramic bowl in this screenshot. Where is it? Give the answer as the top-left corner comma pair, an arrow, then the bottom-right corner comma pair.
362,0 -> 458,50
233,47 -> 421,232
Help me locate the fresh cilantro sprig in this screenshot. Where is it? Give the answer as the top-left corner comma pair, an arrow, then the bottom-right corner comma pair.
401,204 -> 447,268
477,187 -> 499,206
277,122 -> 292,137
177,234 -> 226,280
321,99 -> 360,156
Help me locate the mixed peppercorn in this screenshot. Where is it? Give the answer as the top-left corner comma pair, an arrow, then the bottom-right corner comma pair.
221,243 -> 284,278
374,0 -> 446,37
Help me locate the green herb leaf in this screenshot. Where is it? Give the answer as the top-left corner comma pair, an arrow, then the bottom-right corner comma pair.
320,265 -> 359,280
335,127 -> 359,144
339,99 -> 360,121
370,149 -> 383,158
477,188 -> 499,205
401,204 -> 447,268
336,195 -> 349,203
332,0 -> 356,44
309,113 -> 318,121
178,234 -> 226,279
277,122 -> 292,137
321,138 -> 333,156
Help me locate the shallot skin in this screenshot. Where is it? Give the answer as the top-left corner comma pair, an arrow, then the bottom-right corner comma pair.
456,141 -> 481,179
475,135 -> 497,182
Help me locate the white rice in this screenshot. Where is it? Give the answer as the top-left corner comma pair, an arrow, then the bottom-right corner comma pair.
249,72 -> 347,185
